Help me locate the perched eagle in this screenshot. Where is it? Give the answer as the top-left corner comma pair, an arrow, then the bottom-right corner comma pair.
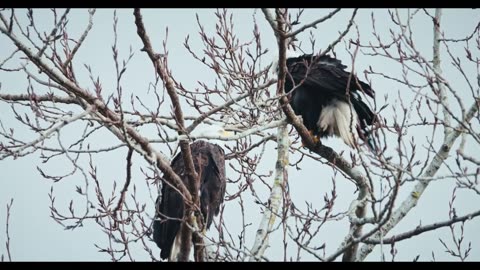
153,140 -> 226,260
283,53 -> 376,148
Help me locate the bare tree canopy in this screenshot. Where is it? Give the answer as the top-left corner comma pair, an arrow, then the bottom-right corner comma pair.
0,8 -> 479,262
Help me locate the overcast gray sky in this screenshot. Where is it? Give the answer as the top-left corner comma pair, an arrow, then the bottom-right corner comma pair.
0,8 -> 479,261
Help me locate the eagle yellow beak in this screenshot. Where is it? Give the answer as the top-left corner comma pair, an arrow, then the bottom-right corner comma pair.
221,130 -> 233,137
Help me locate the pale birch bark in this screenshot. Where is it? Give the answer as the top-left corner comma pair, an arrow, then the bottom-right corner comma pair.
249,122 -> 289,261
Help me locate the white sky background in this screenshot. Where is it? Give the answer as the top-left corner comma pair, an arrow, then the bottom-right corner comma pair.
0,8 -> 479,261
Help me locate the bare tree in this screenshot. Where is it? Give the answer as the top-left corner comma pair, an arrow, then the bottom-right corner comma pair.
0,8 -> 479,261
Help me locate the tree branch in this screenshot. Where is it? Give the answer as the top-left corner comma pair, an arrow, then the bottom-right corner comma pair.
0,12 -> 193,221
113,147 -> 134,214
356,99 -> 480,261
63,9 -> 96,68
432,9 -> 452,136
249,122 -> 289,261
319,9 -> 358,57
0,93 -> 79,104
185,79 -> 276,134
286,8 -> 341,38
3,198 -> 13,262
0,107 -> 92,160
133,8 -> 202,261
363,208 -> 480,245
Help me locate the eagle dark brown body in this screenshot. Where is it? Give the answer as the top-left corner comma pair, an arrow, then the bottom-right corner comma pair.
153,140 -> 226,260
285,54 -> 376,148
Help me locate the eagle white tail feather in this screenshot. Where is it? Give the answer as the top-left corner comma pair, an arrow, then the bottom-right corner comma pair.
317,99 -> 358,147
169,232 -> 182,261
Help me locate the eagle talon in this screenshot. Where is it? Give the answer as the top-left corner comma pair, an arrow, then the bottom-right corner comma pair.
308,130 -> 319,145
300,130 -> 320,147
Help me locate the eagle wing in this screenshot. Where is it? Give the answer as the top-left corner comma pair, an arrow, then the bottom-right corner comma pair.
286,54 -> 374,99
153,151 -> 186,260
191,141 -> 226,229
286,54 -> 376,129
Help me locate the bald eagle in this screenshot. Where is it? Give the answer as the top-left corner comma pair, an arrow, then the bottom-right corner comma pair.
153,140 -> 226,261
284,53 -> 376,148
